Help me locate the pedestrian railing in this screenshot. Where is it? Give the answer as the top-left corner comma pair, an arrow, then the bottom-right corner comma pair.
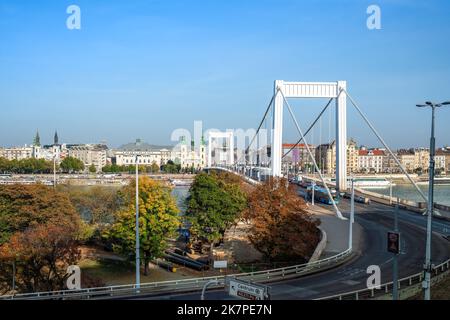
0,248 -> 353,300
316,258 -> 450,300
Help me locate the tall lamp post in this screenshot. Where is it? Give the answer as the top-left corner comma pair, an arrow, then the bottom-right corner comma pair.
416,101 -> 450,300
53,153 -> 57,189
135,155 -> 141,292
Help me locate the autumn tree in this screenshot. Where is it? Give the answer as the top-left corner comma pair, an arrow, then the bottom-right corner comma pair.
244,178 -> 320,262
0,184 -> 82,293
61,185 -> 120,228
0,224 -> 80,293
103,177 -> 180,275
186,172 -> 247,257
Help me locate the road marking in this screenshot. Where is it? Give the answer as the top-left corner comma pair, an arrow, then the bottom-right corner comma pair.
341,280 -> 360,286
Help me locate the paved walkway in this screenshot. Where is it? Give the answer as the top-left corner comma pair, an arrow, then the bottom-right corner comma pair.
306,204 -> 363,258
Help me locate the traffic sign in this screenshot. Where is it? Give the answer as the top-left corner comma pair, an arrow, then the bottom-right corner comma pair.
213,260 -> 228,269
387,231 -> 400,254
228,279 -> 269,300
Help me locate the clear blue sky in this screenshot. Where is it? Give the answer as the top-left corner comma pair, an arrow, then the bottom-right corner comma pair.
1,0 -> 449,149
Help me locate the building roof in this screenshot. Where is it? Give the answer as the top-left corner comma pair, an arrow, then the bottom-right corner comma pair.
117,139 -> 173,152
359,149 -> 385,156
397,149 -> 415,156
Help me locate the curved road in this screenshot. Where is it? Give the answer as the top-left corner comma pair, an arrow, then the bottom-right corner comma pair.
136,195 -> 450,300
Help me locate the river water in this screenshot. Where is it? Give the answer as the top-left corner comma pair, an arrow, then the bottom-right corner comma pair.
172,186 -> 190,214
363,184 -> 450,206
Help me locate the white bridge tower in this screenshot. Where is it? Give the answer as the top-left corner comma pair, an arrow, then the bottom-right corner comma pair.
272,80 -> 348,191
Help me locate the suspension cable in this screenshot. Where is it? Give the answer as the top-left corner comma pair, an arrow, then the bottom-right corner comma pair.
237,91 -> 278,166
280,90 -> 345,220
282,98 -> 335,159
343,88 -> 428,203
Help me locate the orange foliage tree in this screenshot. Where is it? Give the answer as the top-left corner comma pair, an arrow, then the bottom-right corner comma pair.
0,184 -> 82,293
243,178 -> 320,262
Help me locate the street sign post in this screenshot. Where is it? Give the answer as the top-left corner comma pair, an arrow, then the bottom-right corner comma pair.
227,278 -> 270,301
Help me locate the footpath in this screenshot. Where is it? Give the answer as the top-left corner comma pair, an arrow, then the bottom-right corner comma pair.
307,204 -> 363,259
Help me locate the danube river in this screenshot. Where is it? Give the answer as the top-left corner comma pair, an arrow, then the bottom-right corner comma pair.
364,184 -> 450,206
172,186 -> 190,213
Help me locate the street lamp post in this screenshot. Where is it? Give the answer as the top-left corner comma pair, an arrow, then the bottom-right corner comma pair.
135,155 -> 141,292
53,154 -> 57,189
416,101 -> 450,300
349,177 -> 355,251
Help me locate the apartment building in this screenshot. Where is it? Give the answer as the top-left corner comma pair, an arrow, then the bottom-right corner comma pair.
357,148 -> 385,173
68,144 -> 108,171
315,139 -> 358,174
0,146 -> 33,160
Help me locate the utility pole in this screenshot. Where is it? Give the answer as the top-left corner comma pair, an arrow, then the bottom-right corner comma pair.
53,154 -> 57,189
393,197 -> 399,300
12,260 -> 16,293
135,155 -> 141,292
389,168 -> 393,205
349,177 -> 355,250
416,101 -> 450,300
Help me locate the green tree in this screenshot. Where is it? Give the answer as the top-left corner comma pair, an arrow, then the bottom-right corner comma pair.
61,185 -> 120,227
89,164 -> 97,174
161,160 -> 180,174
60,157 -> 85,173
0,158 -> 54,174
150,162 -> 160,173
186,172 -> 247,258
104,177 -> 180,275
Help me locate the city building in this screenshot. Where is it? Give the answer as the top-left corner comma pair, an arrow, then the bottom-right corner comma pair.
315,139 -> 358,175
397,149 -> 416,173
114,139 -> 172,167
383,151 -> 401,173
435,149 -> 446,173
0,146 -> 33,160
114,137 -> 206,170
67,144 -> 108,172
347,139 -> 359,174
414,148 -> 430,173
282,143 -> 315,172
175,136 -> 207,169
357,148 -> 385,173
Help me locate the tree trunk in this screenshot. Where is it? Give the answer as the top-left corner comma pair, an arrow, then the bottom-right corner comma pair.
209,241 -> 215,265
144,258 -> 150,276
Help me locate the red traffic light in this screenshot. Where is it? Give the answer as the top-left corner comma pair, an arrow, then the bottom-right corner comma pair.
387,231 -> 400,254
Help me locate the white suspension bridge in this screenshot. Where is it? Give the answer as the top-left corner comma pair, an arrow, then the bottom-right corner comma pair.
207,80 -> 429,220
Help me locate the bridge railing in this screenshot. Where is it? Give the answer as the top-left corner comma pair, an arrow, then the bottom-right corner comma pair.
316,258 -> 450,300
0,248 -> 353,300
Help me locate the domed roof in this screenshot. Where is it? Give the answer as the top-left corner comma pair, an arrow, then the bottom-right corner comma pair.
118,139 -> 174,152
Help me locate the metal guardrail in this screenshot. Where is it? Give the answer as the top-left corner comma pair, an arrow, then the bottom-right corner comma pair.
316,258 -> 450,300
0,248 -> 353,300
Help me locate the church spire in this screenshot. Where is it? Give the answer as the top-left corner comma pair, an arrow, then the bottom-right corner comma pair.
54,130 -> 59,145
33,130 -> 41,147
